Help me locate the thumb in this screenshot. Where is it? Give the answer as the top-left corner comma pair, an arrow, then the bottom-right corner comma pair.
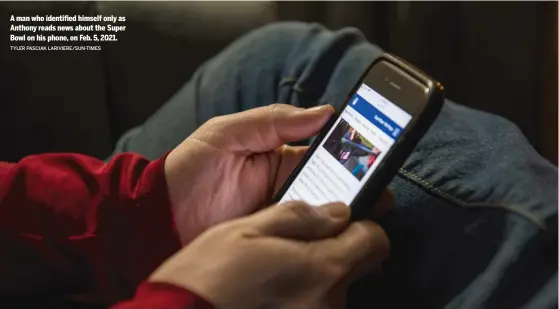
250,202 -> 350,240
192,104 -> 335,154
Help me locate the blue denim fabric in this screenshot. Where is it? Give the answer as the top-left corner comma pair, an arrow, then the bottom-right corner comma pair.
110,22 -> 558,309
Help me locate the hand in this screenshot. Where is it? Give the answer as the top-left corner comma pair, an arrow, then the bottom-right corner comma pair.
149,201 -> 390,309
164,104 -> 335,244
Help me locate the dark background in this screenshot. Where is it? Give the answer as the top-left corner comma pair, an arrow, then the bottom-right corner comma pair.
0,1 -> 557,164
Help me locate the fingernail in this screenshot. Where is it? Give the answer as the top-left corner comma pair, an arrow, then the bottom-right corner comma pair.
307,105 -> 335,114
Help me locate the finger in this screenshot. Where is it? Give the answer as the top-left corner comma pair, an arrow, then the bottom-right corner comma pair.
370,189 -> 396,218
313,221 -> 390,274
193,104 -> 334,154
273,145 -> 309,194
250,201 -> 350,240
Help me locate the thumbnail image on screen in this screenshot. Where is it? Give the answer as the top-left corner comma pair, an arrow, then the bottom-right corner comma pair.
322,119 -> 382,181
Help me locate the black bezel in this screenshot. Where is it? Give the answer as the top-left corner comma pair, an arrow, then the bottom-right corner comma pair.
271,53 -> 445,220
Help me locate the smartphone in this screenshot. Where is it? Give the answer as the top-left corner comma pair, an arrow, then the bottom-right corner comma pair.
272,53 -> 445,220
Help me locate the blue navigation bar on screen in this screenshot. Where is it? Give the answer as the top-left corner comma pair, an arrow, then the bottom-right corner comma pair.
348,94 -> 403,140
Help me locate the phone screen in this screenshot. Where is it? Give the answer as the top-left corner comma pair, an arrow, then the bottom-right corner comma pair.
279,83 -> 413,206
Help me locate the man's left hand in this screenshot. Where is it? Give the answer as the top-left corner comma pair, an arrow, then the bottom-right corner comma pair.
164,104 -> 334,244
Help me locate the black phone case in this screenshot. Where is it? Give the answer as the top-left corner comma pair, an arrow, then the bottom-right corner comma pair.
272,53 -> 445,220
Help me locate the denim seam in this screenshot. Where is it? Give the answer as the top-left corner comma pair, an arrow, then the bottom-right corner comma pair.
398,168 -> 465,205
293,84 -> 304,93
279,77 -> 311,94
279,77 -> 298,87
280,76 -> 547,231
398,168 -> 547,231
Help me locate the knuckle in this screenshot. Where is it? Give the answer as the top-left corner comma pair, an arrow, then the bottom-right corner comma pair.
204,116 -> 226,130
202,116 -> 219,127
213,221 -> 252,243
323,260 -> 347,280
309,249 -> 349,280
284,200 -> 311,213
267,103 -> 282,110
194,118 -> 218,138
360,222 -> 390,261
267,103 -> 287,113
303,246 -> 346,281
284,201 -> 317,220
192,116 -> 230,146
371,223 -> 390,253
265,103 -> 296,119
266,104 -> 285,124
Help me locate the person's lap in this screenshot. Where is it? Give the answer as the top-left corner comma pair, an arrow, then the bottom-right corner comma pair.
109,22 -> 558,309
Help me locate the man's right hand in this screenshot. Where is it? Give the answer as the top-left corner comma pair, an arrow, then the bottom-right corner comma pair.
148,201 -> 390,309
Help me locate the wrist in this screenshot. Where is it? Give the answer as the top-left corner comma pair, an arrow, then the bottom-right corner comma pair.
116,152 -> 183,292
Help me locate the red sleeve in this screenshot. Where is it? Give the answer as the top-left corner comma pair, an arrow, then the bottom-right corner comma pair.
0,152 -> 182,304
111,282 -> 214,309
